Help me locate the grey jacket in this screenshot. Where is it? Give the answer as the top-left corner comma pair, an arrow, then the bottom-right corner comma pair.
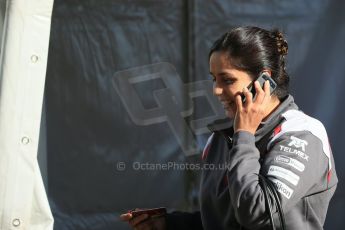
197,95 -> 338,230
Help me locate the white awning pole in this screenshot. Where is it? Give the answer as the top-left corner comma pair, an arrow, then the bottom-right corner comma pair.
0,0 -> 55,229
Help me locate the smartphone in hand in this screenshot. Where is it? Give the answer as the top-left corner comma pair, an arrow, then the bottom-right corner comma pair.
242,72 -> 277,103
130,207 -> 167,218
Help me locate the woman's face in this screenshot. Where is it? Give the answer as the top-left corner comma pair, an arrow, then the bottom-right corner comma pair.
209,51 -> 253,118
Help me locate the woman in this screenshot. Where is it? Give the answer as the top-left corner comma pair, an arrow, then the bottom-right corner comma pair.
121,26 -> 338,230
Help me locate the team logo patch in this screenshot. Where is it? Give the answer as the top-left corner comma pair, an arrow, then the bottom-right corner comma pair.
270,178 -> 294,199
288,136 -> 308,152
275,155 -> 305,172
267,165 -> 300,186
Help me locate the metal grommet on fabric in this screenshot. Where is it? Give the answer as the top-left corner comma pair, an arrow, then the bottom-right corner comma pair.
31,55 -> 39,63
21,136 -> 30,145
12,218 -> 20,227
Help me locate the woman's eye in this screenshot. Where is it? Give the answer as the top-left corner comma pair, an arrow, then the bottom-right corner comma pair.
224,79 -> 234,84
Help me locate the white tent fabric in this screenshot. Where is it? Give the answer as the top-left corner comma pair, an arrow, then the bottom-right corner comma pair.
0,0 -> 54,229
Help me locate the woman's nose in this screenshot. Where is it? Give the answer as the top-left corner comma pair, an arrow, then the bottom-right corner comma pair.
213,84 -> 223,96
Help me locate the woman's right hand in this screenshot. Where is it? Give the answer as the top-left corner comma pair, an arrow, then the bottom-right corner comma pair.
120,209 -> 167,230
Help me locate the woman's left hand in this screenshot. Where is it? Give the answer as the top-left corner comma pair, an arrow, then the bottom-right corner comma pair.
233,80 -> 271,135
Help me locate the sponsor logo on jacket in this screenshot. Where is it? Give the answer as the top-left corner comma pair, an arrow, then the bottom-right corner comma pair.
275,155 -> 305,172
279,145 -> 309,161
268,165 -> 300,186
270,178 -> 294,199
288,136 -> 308,152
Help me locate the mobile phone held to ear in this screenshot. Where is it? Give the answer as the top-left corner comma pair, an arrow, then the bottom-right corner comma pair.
241,72 -> 277,103
130,207 -> 166,218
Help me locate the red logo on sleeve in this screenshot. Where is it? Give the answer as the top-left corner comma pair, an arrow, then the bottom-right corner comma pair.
273,125 -> 282,137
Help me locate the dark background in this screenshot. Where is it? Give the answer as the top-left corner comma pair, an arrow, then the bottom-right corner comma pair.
41,0 -> 345,229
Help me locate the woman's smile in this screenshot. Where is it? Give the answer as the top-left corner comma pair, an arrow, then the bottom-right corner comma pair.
220,100 -> 235,110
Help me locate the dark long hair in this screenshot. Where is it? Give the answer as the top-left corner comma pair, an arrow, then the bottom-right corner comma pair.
209,26 -> 289,99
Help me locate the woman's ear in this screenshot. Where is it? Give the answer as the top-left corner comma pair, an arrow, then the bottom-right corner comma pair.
262,69 -> 272,77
